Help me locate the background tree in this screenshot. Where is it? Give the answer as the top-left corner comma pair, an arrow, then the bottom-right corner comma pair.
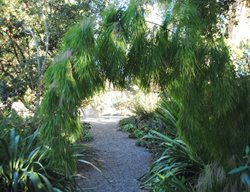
0,0 -> 105,108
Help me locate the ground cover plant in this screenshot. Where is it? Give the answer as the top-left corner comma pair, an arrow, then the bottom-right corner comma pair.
80,122 -> 94,142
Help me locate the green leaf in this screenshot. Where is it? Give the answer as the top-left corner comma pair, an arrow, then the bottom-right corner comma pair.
245,146 -> 250,155
27,172 -> 42,191
77,159 -> 102,173
13,171 -> 19,192
38,173 -> 53,192
228,166 -> 248,175
241,172 -> 250,188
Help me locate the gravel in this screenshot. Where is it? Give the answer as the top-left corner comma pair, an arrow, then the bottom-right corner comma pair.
78,117 -> 151,192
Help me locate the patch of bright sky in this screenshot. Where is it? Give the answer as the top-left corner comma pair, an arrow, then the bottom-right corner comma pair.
230,2 -> 250,46
110,0 -> 164,26
145,3 -> 164,27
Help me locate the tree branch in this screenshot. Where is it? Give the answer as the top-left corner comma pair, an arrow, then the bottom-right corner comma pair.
41,9 -> 49,78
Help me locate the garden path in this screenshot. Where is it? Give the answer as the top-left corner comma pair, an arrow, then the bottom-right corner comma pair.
78,117 -> 151,192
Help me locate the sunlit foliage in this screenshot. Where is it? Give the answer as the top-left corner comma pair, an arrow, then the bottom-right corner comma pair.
40,0 -> 250,175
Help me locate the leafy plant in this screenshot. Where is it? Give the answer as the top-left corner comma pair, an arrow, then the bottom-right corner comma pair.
0,128 -> 94,192
228,146 -> 250,190
119,116 -> 136,128
119,114 -> 163,140
131,102 -> 152,119
120,123 -> 135,133
196,162 -> 241,192
38,0 -> 249,177
0,128 -> 56,191
0,109 -> 34,139
154,94 -> 179,138
77,122 -> 93,142
141,130 -> 204,192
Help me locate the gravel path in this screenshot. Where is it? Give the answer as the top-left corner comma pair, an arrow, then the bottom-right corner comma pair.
78,117 -> 151,192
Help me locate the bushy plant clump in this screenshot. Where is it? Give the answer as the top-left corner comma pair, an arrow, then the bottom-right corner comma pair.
80,122 -> 94,142
142,131 -> 204,192
38,0 -> 249,184
120,91 -> 250,191
0,109 -> 35,137
120,94 -> 204,191
119,113 -> 165,148
0,108 -> 98,191
0,128 -> 80,192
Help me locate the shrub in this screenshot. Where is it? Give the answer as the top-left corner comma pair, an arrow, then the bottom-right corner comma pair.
225,146 -> 250,191
119,114 -> 163,140
0,109 -> 34,137
119,116 -> 136,128
0,128 -> 83,191
138,94 -> 204,191
141,131 -> 204,192
0,129 -> 56,191
131,102 -> 150,119
129,92 -> 159,116
196,162 -> 241,192
80,122 -> 93,142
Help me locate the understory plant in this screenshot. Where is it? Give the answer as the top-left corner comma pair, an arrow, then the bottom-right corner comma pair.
196,162 -> 241,192
140,94 -> 203,191
141,131 -> 204,192
0,129 -> 57,191
226,146 -> 250,191
119,113 -> 164,144
0,128 -> 92,192
80,122 -> 93,142
0,108 -> 35,137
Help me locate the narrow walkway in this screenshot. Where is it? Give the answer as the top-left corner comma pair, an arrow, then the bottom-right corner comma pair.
79,117 -> 151,192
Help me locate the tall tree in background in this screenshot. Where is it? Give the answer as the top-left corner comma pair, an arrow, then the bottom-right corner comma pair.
0,0 -> 105,108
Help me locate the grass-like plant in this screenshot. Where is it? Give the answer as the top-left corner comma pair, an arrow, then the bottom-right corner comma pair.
141,130 -> 204,192
0,128 -> 91,192
139,94 -> 203,191
0,129 -> 56,191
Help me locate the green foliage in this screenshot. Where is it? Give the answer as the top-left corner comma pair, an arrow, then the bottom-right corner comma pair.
39,0 -> 249,177
120,123 -> 135,133
0,127 -> 100,191
130,92 -> 159,116
119,114 -> 164,141
40,17 -> 105,174
155,93 -> 179,138
235,40 -> 250,76
80,122 -> 93,142
0,109 -> 34,137
141,130 -> 204,192
0,0 -> 105,105
0,128 -> 57,191
120,122 -> 145,139
131,103 -> 150,119
228,146 -> 250,191
136,95 -> 202,191
119,116 -> 137,128
196,162 -> 242,192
